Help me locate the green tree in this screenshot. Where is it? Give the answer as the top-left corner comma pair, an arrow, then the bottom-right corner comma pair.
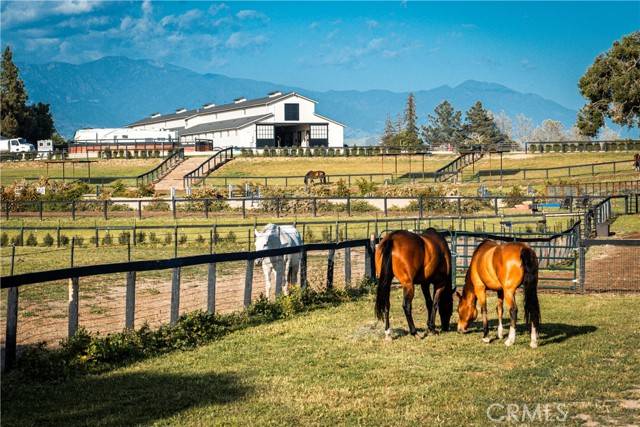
403,92 -> 420,145
1,46 -> 28,137
463,101 -> 508,146
577,31 -> 640,136
22,102 -> 55,143
380,115 -> 396,146
421,100 -> 463,148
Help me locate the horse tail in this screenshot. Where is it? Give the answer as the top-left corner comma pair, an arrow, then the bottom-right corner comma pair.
521,245 -> 540,328
375,237 -> 394,320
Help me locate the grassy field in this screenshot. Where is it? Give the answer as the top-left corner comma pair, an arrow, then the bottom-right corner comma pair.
2,291 -> 639,426
0,159 -> 162,185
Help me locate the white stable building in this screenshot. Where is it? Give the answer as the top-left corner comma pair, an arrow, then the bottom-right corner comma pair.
127,91 -> 344,149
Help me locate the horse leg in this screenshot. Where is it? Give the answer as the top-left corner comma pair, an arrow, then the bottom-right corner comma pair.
420,283 -> 433,337
496,290 -> 504,339
263,264 -> 272,300
478,290 -> 490,343
402,285 -> 418,337
504,289 -> 518,347
428,286 -> 444,334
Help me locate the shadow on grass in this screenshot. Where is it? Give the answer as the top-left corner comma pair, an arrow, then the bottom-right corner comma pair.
2,371 -> 252,427
462,321 -> 597,345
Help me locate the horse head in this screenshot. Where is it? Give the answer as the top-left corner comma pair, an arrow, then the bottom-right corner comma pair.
254,224 -> 281,266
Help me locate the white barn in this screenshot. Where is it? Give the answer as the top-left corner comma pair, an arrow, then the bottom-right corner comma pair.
127,91 -> 344,149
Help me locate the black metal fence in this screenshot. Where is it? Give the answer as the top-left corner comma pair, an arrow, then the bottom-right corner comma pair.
183,147 -> 234,188
136,148 -> 184,187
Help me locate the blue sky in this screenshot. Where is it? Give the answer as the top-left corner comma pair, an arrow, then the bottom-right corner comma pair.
1,1 -> 637,109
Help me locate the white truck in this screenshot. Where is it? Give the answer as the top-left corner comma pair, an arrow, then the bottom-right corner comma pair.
0,137 -> 36,153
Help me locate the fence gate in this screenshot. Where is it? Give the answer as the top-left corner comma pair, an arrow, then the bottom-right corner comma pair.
580,239 -> 640,292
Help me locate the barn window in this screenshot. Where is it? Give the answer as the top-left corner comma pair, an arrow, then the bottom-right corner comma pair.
256,125 -> 274,139
310,124 -> 328,139
284,103 -> 299,121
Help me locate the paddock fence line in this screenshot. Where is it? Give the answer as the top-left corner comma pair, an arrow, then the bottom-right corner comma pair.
464,159 -> 636,183
434,151 -> 484,182
136,148 -> 184,187
524,139 -> 640,154
4,194 -> 634,221
183,147 -> 235,188
546,179 -> 640,197
0,237 -> 376,370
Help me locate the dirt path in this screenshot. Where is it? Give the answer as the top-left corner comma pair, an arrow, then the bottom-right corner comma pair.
584,232 -> 640,292
154,157 -> 204,191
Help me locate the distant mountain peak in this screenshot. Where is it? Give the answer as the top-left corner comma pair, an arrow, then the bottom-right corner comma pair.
19,57 -> 578,139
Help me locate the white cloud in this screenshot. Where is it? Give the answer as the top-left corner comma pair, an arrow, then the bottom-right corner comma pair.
236,9 -> 268,21
225,32 -> 267,49
1,0 -> 102,28
160,9 -> 203,29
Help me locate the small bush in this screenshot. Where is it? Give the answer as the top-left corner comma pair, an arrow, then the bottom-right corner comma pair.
43,233 -> 54,247
136,231 -> 146,245
0,232 -> 8,247
26,233 -> 38,246
224,231 -> 236,243
195,234 -> 206,245
59,234 -> 69,246
89,235 -> 98,246
118,232 -> 131,245
164,233 -> 173,245
179,234 -> 188,245
149,232 -> 160,245
102,233 -> 113,246
74,236 -> 84,247
111,180 -> 127,197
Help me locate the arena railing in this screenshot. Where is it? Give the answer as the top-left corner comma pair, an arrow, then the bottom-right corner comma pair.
135,148 -> 184,187
183,147 -> 234,188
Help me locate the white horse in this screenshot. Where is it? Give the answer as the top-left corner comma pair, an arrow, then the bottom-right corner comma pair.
254,224 -> 302,298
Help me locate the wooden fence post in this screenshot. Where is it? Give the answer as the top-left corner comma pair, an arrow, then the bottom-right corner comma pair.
344,247 -> 352,287
170,267 -> 181,325
4,245 -> 18,370
125,271 -> 136,329
68,238 -> 79,337
326,248 -> 335,289
299,247 -> 307,288
244,259 -> 254,307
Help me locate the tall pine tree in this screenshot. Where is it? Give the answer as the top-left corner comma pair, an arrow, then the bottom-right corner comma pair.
1,46 -> 28,137
401,93 -> 421,146
421,100 -> 463,148
0,46 -> 56,141
380,115 -> 396,146
463,101 -> 508,146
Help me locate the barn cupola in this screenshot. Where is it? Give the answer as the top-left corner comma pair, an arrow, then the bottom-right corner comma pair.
268,91 -> 282,98
234,97 -> 246,104
176,108 -> 187,114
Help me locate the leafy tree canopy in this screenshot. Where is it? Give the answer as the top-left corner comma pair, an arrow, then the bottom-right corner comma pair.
421,100 -> 463,148
577,31 -> 640,136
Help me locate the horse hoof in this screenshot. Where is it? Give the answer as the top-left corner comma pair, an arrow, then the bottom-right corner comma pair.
412,333 -> 422,340
504,339 -> 515,347
482,337 -> 492,344
429,329 -> 439,336
384,335 -> 393,343
530,341 -> 538,349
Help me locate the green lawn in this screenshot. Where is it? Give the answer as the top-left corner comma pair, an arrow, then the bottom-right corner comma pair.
0,159 -> 162,185
2,291 -> 639,426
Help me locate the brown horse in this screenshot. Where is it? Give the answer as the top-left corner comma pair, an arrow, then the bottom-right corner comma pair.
375,229 -> 454,340
304,170 -> 327,185
634,153 -> 640,172
457,240 -> 541,348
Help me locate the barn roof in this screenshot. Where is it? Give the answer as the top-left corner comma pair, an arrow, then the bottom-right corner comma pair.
127,92 -> 314,128
177,114 -> 273,136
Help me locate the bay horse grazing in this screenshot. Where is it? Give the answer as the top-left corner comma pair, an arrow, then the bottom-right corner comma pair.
304,170 -> 327,185
375,229 -> 454,341
457,240 -> 541,348
634,153 -> 640,172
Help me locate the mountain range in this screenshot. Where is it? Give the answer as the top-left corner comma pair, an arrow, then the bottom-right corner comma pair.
18,56 -> 579,141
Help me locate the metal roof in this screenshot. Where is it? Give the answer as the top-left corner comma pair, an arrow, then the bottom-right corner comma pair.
127,92 -> 308,127
177,114 -> 272,136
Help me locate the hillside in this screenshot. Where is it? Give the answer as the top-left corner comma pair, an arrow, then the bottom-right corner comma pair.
19,56 -> 577,139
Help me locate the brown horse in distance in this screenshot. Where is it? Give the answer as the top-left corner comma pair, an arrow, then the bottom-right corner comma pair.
375,229 -> 454,340
304,170 -> 327,185
457,240 -> 541,348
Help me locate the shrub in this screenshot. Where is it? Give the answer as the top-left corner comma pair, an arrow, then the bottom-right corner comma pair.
74,236 -> 84,247
118,232 -> 131,245
102,233 -> 113,246
59,234 -> 69,246
179,234 -> 188,245
0,232 -> 8,247
111,180 -> 127,197
164,233 -> 173,245
149,232 -> 160,245
224,231 -> 236,243
504,185 -> 526,208
334,179 -> 350,196
136,183 -> 155,197
89,235 -> 98,246
355,178 -> 377,196
43,233 -> 54,247
136,231 -> 146,244
195,234 -> 206,245
26,233 -> 38,246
